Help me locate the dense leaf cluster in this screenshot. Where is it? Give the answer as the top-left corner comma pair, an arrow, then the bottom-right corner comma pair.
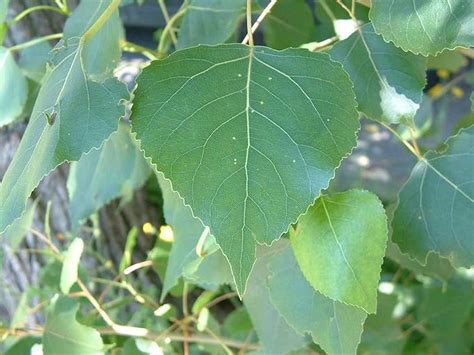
0,0 -> 473,354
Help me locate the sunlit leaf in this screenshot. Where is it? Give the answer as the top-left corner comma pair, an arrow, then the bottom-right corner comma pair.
131,44 -> 359,295
329,23 -> 426,124
291,189 -> 388,313
370,0 -> 474,56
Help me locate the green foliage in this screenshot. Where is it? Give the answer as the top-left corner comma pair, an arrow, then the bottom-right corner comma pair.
60,238 -> 84,294
0,47 -> 28,126
68,123 -> 150,229
291,190 -> 388,313
370,0 -> 474,56
43,296 -> 104,355
0,0 -> 473,354
132,44 -> 359,295
329,23 -> 426,124
392,126 -> 474,268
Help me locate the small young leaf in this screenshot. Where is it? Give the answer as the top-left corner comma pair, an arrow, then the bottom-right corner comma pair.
68,123 -> 150,230
60,238 -> 84,294
131,44 -> 360,295
392,126 -> 474,268
43,295 -> 104,355
291,189 -> 388,313
0,47 -> 28,127
329,23 -> 426,124
177,0 -> 246,49
370,0 -> 474,56
268,244 -> 367,354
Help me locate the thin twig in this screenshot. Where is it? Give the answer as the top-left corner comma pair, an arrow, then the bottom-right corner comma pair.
123,260 -> 153,275
242,0 -> 278,45
158,0 -> 178,47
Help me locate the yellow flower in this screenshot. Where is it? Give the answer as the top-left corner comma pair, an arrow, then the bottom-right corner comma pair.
142,222 -> 156,235
436,69 -> 450,80
428,83 -> 443,98
450,86 -> 464,98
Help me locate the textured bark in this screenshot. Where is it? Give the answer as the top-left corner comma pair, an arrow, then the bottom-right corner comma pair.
0,0 -> 162,325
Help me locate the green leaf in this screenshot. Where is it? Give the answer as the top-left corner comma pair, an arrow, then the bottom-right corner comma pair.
370,0 -> 474,56
243,240 -> 307,353
0,47 -> 28,126
385,241 -> 455,281
268,244 -> 367,354
184,247 -> 234,289
64,0 -> 124,77
358,293 -> 405,355
177,0 -> 246,49
0,37 -> 128,234
416,282 -> 474,354
329,23 -> 426,124
4,337 -> 41,355
262,0 -> 315,49
157,173 -> 207,301
119,227 -> 138,273
60,238 -> 84,294
68,123 -> 150,229
131,44 -> 360,295
3,199 -> 38,249
291,189 -> 388,313
427,50 -> 468,72
43,295 -> 104,355
392,126 -> 474,268
0,0 -> 8,22
18,41 -> 52,83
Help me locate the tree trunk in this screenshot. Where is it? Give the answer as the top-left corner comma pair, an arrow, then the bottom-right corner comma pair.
1,0 -> 162,325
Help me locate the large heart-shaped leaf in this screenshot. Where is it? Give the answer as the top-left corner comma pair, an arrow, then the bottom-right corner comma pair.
370,0 -> 474,56
268,244 -> 367,354
131,44 -> 360,294
392,126 -> 474,268
329,23 -> 426,124
291,189 -> 388,313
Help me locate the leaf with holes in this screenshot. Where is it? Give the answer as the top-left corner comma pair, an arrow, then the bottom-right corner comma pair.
392,126 -> 474,268
0,37 -> 128,235
291,189 -> 388,313
177,0 -> 246,49
370,0 -> 474,56
268,244 -> 367,354
131,44 -> 360,295
329,23 -> 426,124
